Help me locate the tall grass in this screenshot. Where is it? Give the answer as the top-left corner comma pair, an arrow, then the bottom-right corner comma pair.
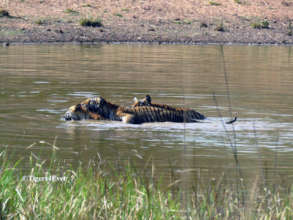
0,149 -> 292,219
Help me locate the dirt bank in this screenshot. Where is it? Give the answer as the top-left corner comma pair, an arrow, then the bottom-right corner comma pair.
1,0 -> 293,44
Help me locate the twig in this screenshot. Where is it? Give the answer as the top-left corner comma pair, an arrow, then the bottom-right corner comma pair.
218,45 -> 246,205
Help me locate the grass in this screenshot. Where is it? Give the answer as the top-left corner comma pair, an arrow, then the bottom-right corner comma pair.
80,18 -> 103,27
234,0 -> 243,4
114,13 -> 123,18
251,20 -> 270,29
174,19 -> 192,25
282,1 -> 293,6
35,19 -> 47,25
0,30 -> 23,37
209,1 -> 221,6
200,22 -> 208,28
0,149 -> 293,219
0,9 -> 10,17
215,21 -> 225,32
82,4 -> 93,8
64,8 -> 79,15
288,20 -> 293,36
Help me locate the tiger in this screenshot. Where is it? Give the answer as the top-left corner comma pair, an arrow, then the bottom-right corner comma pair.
132,94 -> 237,124
64,96 -> 208,124
132,94 -> 206,120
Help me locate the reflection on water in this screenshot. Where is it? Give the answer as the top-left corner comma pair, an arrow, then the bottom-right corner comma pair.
1,44 -> 293,186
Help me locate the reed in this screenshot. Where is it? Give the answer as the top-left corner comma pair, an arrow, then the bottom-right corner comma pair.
0,149 -> 292,219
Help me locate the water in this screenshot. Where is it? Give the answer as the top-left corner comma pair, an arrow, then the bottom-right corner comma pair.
1,44 -> 293,186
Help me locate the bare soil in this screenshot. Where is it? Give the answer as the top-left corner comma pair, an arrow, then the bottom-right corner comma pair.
1,0 -> 293,44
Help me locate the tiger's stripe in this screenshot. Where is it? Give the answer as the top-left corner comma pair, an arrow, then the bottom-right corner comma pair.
132,95 -> 206,122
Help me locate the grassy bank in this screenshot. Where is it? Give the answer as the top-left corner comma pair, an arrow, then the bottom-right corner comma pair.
0,150 -> 292,219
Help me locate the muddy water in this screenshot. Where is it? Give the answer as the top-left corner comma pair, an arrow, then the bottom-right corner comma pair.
1,44 -> 293,186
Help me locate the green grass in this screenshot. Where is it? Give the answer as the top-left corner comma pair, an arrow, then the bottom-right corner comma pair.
234,0 -> 243,4
251,20 -> 270,29
0,149 -> 293,219
209,1 -> 221,6
0,30 -> 24,37
174,19 -> 192,25
200,22 -> 208,28
80,18 -> 103,27
35,19 -> 47,25
82,4 -> 93,8
114,13 -> 123,18
64,8 -> 79,15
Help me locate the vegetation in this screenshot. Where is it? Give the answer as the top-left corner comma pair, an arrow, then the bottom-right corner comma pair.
215,22 -> 225,32
82,4 -> 93,8
114,13 -> 123,18
234,0 -> 243,4
200,22 -> 208,28
80,18 -> 103,27
209,1 -> 221,6
251,20 -> 270,29
64,8 -> 79,15
288,20 -> 292,36
0,9 -> 10,17
282,1 -> 293,6
35,19 -> 47,25
0,149 -> 292,219
174,19 -> 192,25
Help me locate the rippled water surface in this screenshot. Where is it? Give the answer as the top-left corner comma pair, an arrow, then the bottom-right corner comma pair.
1,44 -> 293,185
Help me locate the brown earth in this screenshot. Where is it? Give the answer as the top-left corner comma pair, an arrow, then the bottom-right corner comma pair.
0,0 -> 293,44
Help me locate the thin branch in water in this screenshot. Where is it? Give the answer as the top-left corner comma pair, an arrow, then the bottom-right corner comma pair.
218,45 -> 237,148
219,45 -> 233,118
212,92 -> 238,163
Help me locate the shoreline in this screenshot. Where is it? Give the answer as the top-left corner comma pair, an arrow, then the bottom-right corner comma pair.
2,40 -> 293,47
1,1 -> 293,46
2,27 -> 293,46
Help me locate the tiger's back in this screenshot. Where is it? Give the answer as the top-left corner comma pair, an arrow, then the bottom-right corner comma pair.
121,106 -> 197,124
132,95 -> 206,122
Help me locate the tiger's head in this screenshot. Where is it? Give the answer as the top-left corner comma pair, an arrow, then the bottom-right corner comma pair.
133,94 -> 152,107
64,97 -> 107,121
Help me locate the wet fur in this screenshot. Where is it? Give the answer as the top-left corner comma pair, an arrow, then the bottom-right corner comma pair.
65,97 -> 206,124
133,95 -> 237,124
132,95 -> 206,121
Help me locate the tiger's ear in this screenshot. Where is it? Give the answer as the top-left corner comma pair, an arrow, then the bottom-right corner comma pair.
145,94 -> 152,103
88,99 -> 98,112
98,96 -> 105,105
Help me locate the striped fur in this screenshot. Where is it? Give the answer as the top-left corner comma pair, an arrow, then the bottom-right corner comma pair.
64,96 -> 206,124
132,94 -> 206,121
133,95 -> 237,124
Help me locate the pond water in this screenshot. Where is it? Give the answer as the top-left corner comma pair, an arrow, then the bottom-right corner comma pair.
1,44 -> 293,187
